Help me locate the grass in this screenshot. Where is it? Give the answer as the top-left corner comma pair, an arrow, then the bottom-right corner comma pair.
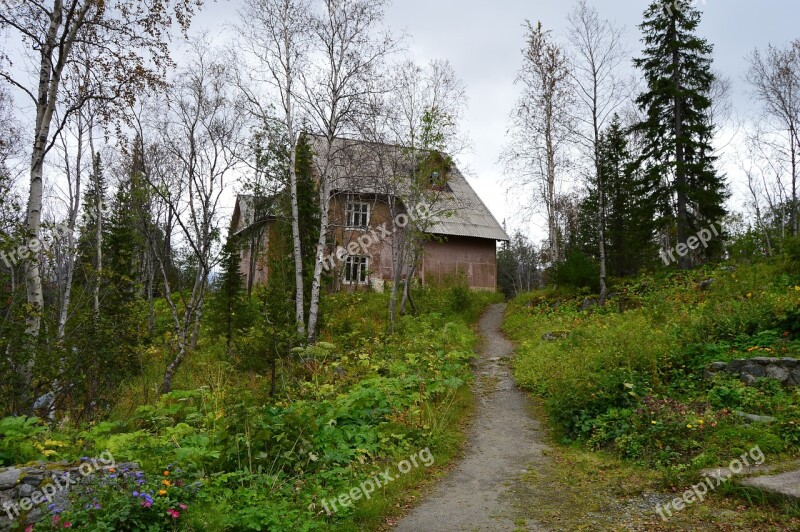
501,259 -> 800,528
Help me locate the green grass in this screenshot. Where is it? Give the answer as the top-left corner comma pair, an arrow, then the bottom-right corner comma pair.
3,285 -> 500,531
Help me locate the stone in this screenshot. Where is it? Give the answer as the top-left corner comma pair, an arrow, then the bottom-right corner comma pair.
766,365 -> 791,383
751,357 -> 780,365
698,278 -> 715,290
741,363 -> 766,378
0,468 -> 21,490
541,331 -> 569,342
793,368 -> 800,385
742,374 -> 759,385
780,358 -> 799,368
17,483 -> 34,498
741,469 -> 800,500
581,298 -> 599,311
726,359 -> 745,373
735,411 -> 777,423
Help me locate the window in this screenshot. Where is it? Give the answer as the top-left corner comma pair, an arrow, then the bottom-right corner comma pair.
346,202 -> 370,228
344,256 -> 369,284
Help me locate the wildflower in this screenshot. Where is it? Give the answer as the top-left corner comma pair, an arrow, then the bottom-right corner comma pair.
163,479 -> 171,487
25,526 -> 34,532
63,522 -> 72,528
179,503 -> 188,510
133,491 -> 139,497
167,509 -> 181,519
164,471 -> 170,476
698,420 -> 704,425
108,468 -> 116,473
687,424 -> 693,428
651,420 -> 657,424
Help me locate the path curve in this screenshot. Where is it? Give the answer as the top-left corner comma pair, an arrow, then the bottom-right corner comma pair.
395,304 -> 550,531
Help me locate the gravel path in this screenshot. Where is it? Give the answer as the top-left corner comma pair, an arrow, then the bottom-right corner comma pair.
394,304 -> 550,531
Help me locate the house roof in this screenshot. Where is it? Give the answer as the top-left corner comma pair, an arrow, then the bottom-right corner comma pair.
232,194 -> 278,236
306,134 -> 509,242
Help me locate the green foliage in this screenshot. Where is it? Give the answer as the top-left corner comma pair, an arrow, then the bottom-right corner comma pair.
552,250 -> 600,291
633,0 -> 728,266
505,262 -> 800,471
1,287 -> 496,530
0,417 -> 49,465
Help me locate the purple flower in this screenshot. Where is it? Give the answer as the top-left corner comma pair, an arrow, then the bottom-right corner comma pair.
132,491 -> 139,497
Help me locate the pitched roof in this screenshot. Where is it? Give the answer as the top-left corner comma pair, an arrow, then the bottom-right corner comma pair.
306,134 -> 509,242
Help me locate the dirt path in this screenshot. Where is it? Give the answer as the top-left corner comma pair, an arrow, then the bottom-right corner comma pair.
394,304 -> 550,531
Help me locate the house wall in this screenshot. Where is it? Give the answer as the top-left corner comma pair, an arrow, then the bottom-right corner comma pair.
236,195 -> 500,292
422,236 -> 499,291
326,195 -> 405,288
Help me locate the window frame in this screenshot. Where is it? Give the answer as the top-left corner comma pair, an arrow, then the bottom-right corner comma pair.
346,201 -> 371,228
343,255 -> 369,285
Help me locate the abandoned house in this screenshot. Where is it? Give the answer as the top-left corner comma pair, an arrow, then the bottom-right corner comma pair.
231,135 -> 509,292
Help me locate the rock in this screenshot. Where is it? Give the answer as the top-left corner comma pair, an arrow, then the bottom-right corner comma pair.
780,358 -> 799,368
741,469 -> 800,500
751,357 -> 780,365
17,483 -> 34,497
581,298 -> 599,311
23,508 -> 42,525
721,265 -> 737,273
792,368 -> 800,386
735,411 -> 777,423
541,331 -> 569,342
0,468 -> 21,490
741,363 -> 766,378
742,374 -> 759,386
698,278 -> 715,290
726,359 -> 745,373
766,365 -> 791,383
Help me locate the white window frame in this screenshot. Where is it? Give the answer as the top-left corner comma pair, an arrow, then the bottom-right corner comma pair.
344,256 -> 369,285
346,201 -> 370,228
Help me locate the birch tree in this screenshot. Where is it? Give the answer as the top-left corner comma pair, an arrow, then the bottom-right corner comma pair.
0,0 -> 204,412
238,0 -> 311,335
503,21 -> 574,265
747,41 -> 800,238
303,0 -> 396,342
567,0 -> 629,303
146,41 -> 245,394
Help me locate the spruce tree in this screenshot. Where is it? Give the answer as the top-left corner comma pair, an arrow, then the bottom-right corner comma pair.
633,0 -> 727,269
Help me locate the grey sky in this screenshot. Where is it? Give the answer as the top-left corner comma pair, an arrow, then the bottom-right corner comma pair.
204,0 -> 800,239
11,1 -> 796,240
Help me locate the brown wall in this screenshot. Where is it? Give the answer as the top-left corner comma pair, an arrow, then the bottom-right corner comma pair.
422,236 -> 498,291
237,195 -> 500,291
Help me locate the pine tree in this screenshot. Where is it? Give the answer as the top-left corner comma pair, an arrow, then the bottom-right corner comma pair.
633,0 -> 727,269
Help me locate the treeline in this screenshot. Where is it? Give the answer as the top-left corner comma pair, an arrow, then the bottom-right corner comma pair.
498,0 -> 800,299
0,0 -> 466,420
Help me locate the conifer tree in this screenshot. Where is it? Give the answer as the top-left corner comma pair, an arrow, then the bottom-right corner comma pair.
633,0 -> 727,269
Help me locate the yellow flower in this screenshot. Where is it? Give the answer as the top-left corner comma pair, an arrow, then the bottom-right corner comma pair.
651,421 -> 657,425
159,490 -> 167,496
687,424 -> 693,429
163,479 -> 171,487
698,420 -> 704,425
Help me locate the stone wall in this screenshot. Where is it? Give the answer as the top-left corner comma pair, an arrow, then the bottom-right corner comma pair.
0,461 -> 137,531
705,357 -> 800,386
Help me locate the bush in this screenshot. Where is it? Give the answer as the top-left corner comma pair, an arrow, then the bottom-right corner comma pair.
552,250 -> 599,291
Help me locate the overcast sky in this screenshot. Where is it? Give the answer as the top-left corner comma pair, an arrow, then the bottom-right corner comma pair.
189,0 -> 800,240
6,1 -> 798,241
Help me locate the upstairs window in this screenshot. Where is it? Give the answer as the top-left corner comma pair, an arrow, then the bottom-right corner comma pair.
346,202 -> 370,228
344,256 -> 369,284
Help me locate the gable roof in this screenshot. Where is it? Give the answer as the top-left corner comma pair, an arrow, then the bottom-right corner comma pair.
306,134 -> 509,242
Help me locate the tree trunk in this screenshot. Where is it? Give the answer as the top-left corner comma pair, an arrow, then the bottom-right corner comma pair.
306,141 -> 333,343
